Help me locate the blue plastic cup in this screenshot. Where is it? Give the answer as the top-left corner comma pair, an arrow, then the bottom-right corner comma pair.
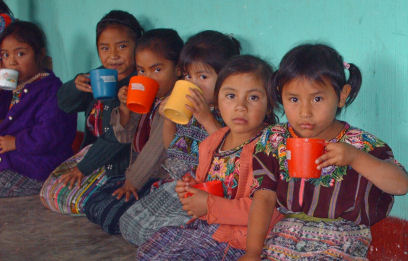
90,69 -> 118,100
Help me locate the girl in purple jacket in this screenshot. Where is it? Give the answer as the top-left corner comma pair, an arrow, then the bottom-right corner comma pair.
0,21 -> 77,197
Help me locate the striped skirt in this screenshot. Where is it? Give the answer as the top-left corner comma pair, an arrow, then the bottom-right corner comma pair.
119,180 -> 190,246
0,169 -> 43,198
261,217 -> 371,261
40,145 -> 107,215
84,176 -> 156,235
136,219 -> 245,261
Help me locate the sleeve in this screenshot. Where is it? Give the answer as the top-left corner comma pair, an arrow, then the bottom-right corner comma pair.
205,195 -> 252,226
250,152 -> 279,195
370,143 -> 407,174
57,75 -> 93,113
125,116 -> 168,190
76,125 -> 129,176
110,106 -> 141,144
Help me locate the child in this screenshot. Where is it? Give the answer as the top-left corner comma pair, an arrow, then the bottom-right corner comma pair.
136,55 -> 283,260
119,30 -> 241,246
0,21 -> 76,197
240,44 -> 408,260
84,28 -> 183,234
40,10 -> 143,215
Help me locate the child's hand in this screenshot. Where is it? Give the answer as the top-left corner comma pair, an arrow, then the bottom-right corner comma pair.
112,179 -> 139,202
185,88 -> 213,126
179,187 -> 208,218
58,167 -> 84,189
316,142 -> 359,170
238,253 -> 261,261
0,135 -> 16,153
74,73 -> 92,93
118,86 -> 128,105
175,174 -> 197,199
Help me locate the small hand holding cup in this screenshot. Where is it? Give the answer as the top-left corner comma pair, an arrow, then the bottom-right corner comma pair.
74,73 -> 92,93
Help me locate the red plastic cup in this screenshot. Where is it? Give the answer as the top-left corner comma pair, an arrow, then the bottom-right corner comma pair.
184,180 -> 224,198
286,138 -> 325,178
126,75 -> 159,114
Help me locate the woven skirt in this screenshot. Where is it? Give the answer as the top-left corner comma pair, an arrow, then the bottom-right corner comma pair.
40,145 -> 107,215
136,219 -> 245,261
119,180 -> 191,246
0,169 -> 43,198
261,217 -> 371,261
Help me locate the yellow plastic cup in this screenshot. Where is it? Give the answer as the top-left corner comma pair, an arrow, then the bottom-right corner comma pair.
163,80 -> 202,124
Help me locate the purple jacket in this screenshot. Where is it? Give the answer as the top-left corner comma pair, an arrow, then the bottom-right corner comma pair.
0,72 -> 77,181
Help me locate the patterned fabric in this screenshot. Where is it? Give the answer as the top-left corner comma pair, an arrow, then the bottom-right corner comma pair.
136,219 -> 245,261
261,217 -> 371,260
40,145 -> 108,215
83,176 -> 156,234
86,100 -> 104,137
0,169 -> 43,198
132,99 -> 160,153
119,111 -> 223,246
206,133 -> 260,199
119,180 -> 190,245
166,109 -> 223,179
252,122 -> 404,226
9,73 -> 50,110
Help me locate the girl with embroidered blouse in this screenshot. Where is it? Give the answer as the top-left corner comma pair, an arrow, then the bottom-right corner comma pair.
240,44 -> 408,261
40,10 -> 144,215
119,30 -> 242,246
136,55 -> 283,261
0,21 -> 76,197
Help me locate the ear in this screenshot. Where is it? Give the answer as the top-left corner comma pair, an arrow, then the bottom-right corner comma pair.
338,84 -> 351,108
175,66 -> 182,78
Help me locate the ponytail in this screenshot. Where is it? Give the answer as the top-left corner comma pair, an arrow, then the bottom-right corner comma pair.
344,63 -> 362,106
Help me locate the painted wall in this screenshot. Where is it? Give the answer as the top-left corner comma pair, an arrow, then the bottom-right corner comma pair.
6,0 -> 408,218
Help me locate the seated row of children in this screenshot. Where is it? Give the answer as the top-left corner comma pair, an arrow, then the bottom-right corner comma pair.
0,9 -> 407,260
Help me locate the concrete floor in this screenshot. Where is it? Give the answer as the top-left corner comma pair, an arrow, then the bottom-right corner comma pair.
0,196 -> 137,261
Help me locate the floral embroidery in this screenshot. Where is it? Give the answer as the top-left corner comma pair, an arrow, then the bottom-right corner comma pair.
256,123 -> 388,187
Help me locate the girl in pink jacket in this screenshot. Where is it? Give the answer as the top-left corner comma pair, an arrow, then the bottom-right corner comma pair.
136,55 -> 283,260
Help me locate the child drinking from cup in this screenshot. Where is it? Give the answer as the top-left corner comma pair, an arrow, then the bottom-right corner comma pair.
240,44 -> 408,260
83,28 -> 183,234
0,21 -> 76,197
119,30 -> 241,246
136,55 -> 283,260
40,10 -> 144,215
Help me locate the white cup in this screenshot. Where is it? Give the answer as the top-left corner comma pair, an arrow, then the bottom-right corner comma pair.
0,69 -> 19,90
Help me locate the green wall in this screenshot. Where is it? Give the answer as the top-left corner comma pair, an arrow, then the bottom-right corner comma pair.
7,0 -> 408,219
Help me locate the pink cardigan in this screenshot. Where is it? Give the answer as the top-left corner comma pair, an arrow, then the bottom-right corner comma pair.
195,127 -> 283,250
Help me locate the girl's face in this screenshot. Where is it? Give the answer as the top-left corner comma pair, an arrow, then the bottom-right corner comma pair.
218,73 -> 268,141
281,76 -> 350,140
97,25 -> 136,81
135,48 -> 178,98
184,62 -> 217,104
0,35 -> 42,83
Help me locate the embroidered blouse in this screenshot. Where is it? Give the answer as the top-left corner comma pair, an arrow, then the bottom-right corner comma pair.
251,122 -> 407,226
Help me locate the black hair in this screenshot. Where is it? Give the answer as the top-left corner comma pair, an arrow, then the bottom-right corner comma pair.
274,43 -> 362,114
0,20 -> 46,63
0,0 -> 12,15
179,30 -> 241,74
96,10 -> 144,45
135,28 -> 183,65
214,55 -> 279,124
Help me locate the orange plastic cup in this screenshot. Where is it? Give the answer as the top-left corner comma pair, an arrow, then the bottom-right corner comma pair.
163,80 -> 202,125
184,180 -> 224,198
126,75 -> 159,114
286,138 -> 325,178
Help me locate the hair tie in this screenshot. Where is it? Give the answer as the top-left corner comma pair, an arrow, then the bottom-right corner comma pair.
343,61 -> 350,70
